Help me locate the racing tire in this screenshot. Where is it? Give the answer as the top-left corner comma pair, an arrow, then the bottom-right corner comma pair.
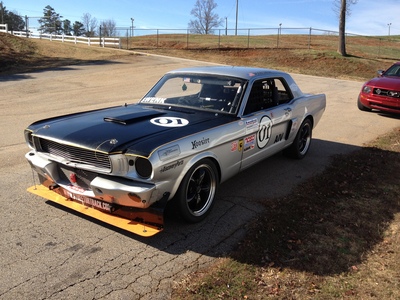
176,159 -> 219,223
357,96 -> 372,112
284,118 -> 312,159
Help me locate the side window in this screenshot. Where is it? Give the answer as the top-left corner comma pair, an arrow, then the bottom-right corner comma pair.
274,79 -> 293,105
244,78 -> 293,114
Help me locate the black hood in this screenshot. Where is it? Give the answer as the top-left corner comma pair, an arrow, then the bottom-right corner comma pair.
28,104 -> 235,157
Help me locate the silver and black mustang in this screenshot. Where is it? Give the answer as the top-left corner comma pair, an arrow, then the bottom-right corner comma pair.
25,66 -> 326,236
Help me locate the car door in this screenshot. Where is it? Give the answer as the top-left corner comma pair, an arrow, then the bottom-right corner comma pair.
239,77 -> 294,170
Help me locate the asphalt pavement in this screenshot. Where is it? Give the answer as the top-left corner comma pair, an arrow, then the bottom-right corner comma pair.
0,54 -> 398,299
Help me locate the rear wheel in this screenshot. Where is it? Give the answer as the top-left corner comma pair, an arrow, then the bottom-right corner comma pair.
175,159 -> 219,223
284,119 -> 312,159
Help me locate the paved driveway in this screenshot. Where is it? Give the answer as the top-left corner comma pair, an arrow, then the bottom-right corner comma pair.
0,54 -> 398,299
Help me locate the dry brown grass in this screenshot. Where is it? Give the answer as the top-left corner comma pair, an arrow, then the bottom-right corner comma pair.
1,32 -> 398,81
0,32 -> 135,75
172,128 -> 400,299
144,48 -> 385,81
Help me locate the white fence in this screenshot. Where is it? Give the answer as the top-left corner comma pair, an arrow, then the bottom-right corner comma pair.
0,24 -> 121,48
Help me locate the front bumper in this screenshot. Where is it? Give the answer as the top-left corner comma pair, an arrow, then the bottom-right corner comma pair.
26,151 -> 167,236
26,150 -> 159,208
360,93 -> 400,114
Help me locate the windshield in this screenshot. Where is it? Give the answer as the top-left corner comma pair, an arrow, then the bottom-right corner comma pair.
139,74 -> 246,114
384,64 -> 400,77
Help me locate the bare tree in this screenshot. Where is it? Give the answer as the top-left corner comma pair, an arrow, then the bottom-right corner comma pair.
99,19 -> 116,37
335,0 -> 358,56
188,0 -> 223,34
81,13 -> 97,37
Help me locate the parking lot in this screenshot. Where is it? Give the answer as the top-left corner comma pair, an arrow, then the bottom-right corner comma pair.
0,54 -> 398,299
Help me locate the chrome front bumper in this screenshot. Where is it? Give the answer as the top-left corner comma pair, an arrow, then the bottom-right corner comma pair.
26,151 -> 158,209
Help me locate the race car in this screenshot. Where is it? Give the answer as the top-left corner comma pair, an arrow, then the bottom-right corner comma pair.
25,66 -> 326,236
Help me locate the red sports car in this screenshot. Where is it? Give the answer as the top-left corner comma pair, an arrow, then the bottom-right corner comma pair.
358,62 -> 400,114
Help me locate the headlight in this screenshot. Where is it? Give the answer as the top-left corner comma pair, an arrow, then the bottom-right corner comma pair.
362,86 -> 372,94
135,157 -> 152,178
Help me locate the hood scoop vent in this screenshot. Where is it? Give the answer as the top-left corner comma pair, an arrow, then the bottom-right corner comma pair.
104,110 -> 164,125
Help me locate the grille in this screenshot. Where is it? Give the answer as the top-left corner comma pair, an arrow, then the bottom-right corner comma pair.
39,138 -> 111,170
373,88 -> 400,98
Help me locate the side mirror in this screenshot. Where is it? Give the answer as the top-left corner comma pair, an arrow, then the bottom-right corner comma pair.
377,70 -> 384,77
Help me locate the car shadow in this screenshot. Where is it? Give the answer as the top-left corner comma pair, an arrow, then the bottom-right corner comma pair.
90,138 -> 389,274
43,137 -> 399,276
148,138 -> 360,247
378,112 -> 400,120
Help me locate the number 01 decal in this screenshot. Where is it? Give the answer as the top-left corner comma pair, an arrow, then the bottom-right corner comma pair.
150,117 -> 189,127
257,115 -> 273,149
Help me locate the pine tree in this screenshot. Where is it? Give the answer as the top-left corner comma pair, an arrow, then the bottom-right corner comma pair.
38,5 -> 62,34
72,21 -> 85,36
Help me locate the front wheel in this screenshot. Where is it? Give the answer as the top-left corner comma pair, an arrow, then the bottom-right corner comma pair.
175,159 -> 219,223
284,119 -> 312,159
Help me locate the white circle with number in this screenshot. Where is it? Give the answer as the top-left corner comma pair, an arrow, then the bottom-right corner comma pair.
150,117 -> 189,127
257,116 -> 273,149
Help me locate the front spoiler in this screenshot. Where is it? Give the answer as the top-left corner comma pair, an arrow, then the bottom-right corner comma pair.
27,184 -> 165,237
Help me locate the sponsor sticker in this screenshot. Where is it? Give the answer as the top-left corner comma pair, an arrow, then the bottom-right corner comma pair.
245,118 -> 259,134
191,137 -> 210,149
158,145 -> 181,161
141,97 -> 166,104
244,134 -> 256,152
238,139 -> 244,152
65,191 -> 112,212
160,160 -> 184,173
231,141 -> 238,152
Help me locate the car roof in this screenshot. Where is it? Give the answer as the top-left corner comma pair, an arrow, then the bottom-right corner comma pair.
166,66 -> 288,80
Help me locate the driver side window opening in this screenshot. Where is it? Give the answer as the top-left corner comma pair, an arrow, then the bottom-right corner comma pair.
244,78 -> 293,115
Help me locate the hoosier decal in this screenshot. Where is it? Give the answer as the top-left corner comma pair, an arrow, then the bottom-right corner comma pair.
191,137 -> 210,149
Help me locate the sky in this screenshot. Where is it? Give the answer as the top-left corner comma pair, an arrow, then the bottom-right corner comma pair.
4,0 -> 400,36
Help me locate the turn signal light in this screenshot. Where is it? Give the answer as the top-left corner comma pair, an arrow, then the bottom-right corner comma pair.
128,193 -> 141,202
